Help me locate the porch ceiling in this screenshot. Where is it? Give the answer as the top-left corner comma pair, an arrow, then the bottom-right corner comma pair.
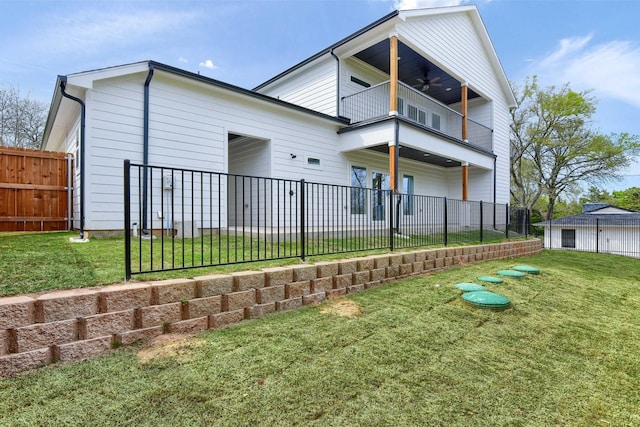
354,40 -> 480,105
368,144 -> 461,168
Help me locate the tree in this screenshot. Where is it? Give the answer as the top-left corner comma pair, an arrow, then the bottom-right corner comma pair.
0,85 -> 47,149
510,76 -> 640,219
610,187 -> 640,212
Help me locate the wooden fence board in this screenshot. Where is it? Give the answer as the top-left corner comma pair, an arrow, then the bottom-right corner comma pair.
0,147 -> 71,232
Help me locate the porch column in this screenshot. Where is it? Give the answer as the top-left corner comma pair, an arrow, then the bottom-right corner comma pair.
461,83 -> 468,141
462,161 -> 469,201
461,83 -> 469,200
389,34 -> 399,192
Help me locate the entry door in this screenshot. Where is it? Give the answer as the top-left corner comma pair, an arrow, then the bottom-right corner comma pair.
372,172 -> 390,221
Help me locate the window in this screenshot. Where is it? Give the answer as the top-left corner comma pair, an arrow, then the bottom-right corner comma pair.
408,105 -> 418,121
350,166 -> 366,214
403,175 -> 414,215
371,172 -> 390,221
561,229 -> 576,248
418,110 -> 426,125
406,105 -> 427,126
431,113 -> 441,130
350,76 -> 370,88
306,157 -> 321,167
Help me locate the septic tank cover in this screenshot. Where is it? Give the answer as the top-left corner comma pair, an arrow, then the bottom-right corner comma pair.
477,276 -> 503,284
456,283 -> 486,292
512,265 -> 540,274
461,291 -> 510,309
497,269 -> 527,278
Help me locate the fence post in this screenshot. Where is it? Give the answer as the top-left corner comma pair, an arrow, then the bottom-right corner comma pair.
389,191 -> 395,252
479,201 -> 484,242
124,160 -> 132,281
443,197 -> 448,246
300,179 -> 306,261
505,204 -> 509,239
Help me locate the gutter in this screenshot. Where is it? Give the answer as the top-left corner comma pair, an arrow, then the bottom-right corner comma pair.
148,61 -> 349,125
59,76 -> 86,240
142,64 -> 155,234
330,49 -> 341,117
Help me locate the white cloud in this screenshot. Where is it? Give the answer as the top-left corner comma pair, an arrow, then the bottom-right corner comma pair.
538,35 -> 593,68
33,9 -> 198,55
199,60 -> 219,70
535,35 -> 640,109
179,57 -> 189,64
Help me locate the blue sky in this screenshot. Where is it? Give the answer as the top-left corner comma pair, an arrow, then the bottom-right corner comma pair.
1,0 -> 639,191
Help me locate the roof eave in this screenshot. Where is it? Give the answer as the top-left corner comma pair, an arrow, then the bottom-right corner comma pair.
41,75 -> 65,150
253,10 -> 400,91
148,61 -> 349,125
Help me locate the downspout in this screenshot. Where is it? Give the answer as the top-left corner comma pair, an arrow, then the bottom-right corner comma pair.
142,64 -> 155,234
493,156 -> 497,229
394,118 -> 401,234
330,49 -> 340,117
59,76 -> 86,240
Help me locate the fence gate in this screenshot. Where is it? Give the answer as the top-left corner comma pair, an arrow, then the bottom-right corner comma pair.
0,147 -> 72,232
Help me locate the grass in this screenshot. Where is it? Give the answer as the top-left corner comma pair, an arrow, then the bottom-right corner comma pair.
1,250 -> 639,426
0,230 -> 510,297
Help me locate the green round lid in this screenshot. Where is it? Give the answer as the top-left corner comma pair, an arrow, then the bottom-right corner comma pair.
455,283 -> 486,292
461,291 -> 510,309
512,265 -> 540,274
497,269 -> 527,278
477,276 -> 503,284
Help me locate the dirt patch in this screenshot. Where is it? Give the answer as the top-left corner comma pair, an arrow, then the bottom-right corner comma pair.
136,333 -> 206,364
319,300 -> 362,318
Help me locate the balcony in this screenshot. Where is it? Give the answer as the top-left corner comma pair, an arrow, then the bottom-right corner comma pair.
342,81 -> 493,153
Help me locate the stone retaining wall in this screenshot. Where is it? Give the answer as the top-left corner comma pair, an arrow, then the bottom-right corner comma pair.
0,239 -> 542,377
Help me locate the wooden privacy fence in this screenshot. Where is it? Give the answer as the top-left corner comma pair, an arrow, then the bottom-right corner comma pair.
0,147 -> 72,232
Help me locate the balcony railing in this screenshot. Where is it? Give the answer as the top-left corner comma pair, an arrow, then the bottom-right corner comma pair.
342,81 -> 493,152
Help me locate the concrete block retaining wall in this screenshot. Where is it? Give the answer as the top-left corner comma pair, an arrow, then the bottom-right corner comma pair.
0,239 -> 542,377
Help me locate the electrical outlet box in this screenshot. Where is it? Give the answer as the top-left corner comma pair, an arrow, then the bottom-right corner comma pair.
163,174 -> 173,190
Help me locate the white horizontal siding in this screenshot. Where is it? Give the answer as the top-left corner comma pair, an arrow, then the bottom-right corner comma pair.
258,56 -> 337,116
80,70 -> 347,230
341,57 -> 389,98
397,12 -> 511,203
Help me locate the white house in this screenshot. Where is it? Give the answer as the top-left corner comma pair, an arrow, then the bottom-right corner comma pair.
535,203 -> 640,258
41,5 -> 516,236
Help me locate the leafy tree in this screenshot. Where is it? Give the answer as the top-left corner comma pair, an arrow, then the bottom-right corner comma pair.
510,76 -> 640,220
579,186 -> 613,205
610,187 -> 640,212
0,85 -> 47,149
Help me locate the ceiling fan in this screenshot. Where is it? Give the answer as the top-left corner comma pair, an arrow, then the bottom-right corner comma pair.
413,72 -> 442,92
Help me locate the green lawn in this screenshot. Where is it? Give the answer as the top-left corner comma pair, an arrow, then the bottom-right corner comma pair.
0,231 -> 510,297
1,250 -> 639,426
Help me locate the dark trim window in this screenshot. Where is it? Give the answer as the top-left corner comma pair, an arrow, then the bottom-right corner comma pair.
431,113 -> 441,130
350,76 -> 371,88
403,175 -> 414,215
350,166 -> 366,214
561,229 -> 576,248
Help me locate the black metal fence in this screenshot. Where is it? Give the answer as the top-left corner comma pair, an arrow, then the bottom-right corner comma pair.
540,217 -> 640,258
124,161 -> 530,278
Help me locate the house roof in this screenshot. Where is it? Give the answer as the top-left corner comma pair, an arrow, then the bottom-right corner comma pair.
253,5 -> 516,108
534,205 -> 640,226
41,60 -> 349,150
